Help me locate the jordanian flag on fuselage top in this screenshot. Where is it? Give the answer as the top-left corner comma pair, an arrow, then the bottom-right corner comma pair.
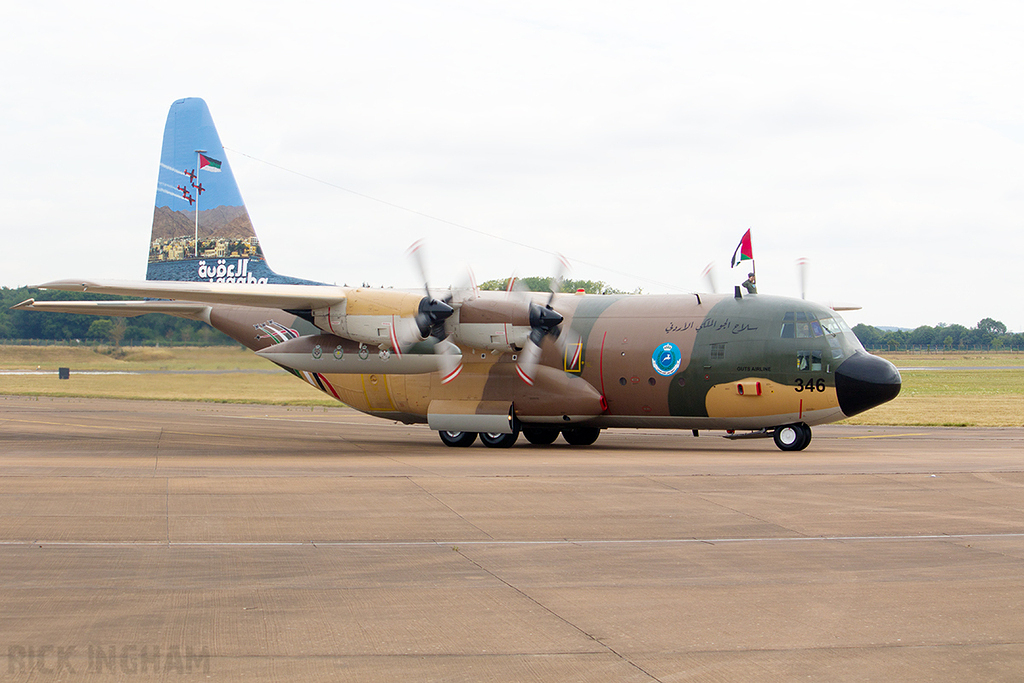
730,228 -> 753,268
199,153 -> 222,172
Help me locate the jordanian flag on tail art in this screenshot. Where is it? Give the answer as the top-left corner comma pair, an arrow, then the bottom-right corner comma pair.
199,154 -> 222,172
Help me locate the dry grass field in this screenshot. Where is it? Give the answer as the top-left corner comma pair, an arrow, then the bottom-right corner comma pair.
1,346 -> 1021,426
0,345 -> 336,406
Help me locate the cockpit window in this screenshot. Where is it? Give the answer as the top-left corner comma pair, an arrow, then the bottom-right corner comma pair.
815,317 -> 839,333
782,312 -> 843,340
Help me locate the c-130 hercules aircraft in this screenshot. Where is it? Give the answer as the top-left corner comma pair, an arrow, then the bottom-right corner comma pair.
15,98 -> 901,451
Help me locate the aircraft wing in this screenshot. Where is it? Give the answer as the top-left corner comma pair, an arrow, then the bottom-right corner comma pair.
11,298 -> 211,319
33,279 -> 347,311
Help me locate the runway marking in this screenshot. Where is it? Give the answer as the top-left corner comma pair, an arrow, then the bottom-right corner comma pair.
840,433 -> 928,439
3,533 -> 1023,548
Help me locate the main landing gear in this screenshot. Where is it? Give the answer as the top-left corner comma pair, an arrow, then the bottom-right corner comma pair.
438,425 -> 601,448
772,422 -> 812,451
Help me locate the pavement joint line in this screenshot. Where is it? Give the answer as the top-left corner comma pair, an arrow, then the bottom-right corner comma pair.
449,548 -> 664,681
839,433 -> 929,439
217,415 -> 385,427
4,533 -> 1024,547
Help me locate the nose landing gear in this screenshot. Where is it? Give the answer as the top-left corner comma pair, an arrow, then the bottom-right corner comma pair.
773,423 -> 812,451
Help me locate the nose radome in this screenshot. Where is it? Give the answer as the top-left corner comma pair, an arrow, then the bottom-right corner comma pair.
835,351 -> 901,417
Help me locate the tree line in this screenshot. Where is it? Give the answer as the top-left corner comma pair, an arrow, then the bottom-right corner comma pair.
0,287 -> 233,346
852,318 -> 1023,352
1,285 -> 1020,351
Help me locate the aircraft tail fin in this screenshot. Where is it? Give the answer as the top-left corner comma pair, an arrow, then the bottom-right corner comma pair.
146,98 -> 318,285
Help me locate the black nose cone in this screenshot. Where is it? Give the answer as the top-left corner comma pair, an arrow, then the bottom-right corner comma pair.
835,351 -> 901,417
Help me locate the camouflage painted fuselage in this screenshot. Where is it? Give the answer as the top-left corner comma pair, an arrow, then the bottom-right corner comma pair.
207,289 -> 897,431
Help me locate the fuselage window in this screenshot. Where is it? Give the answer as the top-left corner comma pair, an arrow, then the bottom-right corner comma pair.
796,350 -> 822,372
710,343 -> 726,360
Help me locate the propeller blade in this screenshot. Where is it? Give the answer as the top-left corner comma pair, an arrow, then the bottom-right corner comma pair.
547,253 -> 571,305
557,326 -> 583,371
390,315 -> 424,357
796,257 -> 809,300
406,238 -> 431,299
435,339 -> 463,384
701,262 -> 719,294
516,340 -> 542,386
450,266 -> 478,304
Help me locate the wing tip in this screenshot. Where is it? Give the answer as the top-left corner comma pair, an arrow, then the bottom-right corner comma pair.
10,298 -> 35,311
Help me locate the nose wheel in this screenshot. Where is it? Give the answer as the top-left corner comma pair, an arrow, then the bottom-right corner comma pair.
773,423 -> 812,451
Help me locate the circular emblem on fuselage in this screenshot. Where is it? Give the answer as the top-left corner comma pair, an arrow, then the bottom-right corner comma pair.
652,342 -> 682,376
333,345 -> 344,360
312,344 -> 322,360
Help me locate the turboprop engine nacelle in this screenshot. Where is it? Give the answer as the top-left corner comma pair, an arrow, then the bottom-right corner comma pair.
312,289 -> 429,348
448,297 -> 532,352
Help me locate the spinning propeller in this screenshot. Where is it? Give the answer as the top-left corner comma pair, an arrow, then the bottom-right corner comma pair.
404,240 -> 463,382
513,255 -> 572,385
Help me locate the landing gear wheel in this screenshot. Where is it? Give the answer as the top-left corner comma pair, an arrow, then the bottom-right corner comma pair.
798,423 -> 812,449
773,423 -> 811,451
480,426 -> 520,448
439,431 -> 477,447
561,427 -> 600,446
522,427 -> 559,445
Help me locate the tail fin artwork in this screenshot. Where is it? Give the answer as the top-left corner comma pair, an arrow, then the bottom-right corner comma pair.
147,98 -> 319,285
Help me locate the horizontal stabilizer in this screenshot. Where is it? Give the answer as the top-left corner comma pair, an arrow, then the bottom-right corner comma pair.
11,298 -> 210,320
34,279 -> 347,311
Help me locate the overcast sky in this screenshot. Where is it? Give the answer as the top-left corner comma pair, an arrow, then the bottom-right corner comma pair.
2,1 -> 1022,331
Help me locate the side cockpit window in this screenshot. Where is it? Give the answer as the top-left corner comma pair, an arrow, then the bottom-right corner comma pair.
796,350 -> 822,372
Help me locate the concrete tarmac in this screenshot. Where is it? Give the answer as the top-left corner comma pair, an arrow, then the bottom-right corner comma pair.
1,395 -> 1023,681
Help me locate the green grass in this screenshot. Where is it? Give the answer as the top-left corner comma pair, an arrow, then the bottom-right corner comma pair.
879,351 -> 1024,367
842,358 -> 1024,427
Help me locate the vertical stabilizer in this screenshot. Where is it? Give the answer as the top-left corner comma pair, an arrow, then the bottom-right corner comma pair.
147,98 -> 318,285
